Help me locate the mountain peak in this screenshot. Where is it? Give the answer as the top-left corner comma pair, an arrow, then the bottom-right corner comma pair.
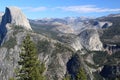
0,6 -> 32,44
108,13 -> 120,17
3,6 -> 32,30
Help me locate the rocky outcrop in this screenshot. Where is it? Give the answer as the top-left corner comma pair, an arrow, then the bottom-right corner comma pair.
57,34 -> 82,51
56,29 -> 103,51
71,37 -> 83,51
0,30 -> 27,80
0,28 -> 74,80
0,7 -> 32,79
79,29 -> 103,51
67,53 -> 82,79
67,52 -> 94,80
0,6 -> 32,45
2,7 -> 32,30
93,21 -> 112,29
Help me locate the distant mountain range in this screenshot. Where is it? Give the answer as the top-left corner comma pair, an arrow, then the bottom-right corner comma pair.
30,14 -> 120,44
29,15 -> 112,36
0,7 -> 120,80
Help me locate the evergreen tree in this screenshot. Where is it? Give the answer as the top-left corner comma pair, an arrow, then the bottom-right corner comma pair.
63,75 -> 70,80
76,67 -> 87,80
9,78 -> 15,80
17,34 -> 45,80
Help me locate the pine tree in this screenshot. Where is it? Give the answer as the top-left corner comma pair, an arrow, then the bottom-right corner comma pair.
76,67 -> 87,80
9,78 -> 15,80
17,34 -> 45,80
63,75 -> 70,80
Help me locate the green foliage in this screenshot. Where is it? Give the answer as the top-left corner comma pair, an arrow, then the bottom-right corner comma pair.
92,50 -> 120,67
92,51 -> 108,65
111,51 -> 120,59
101,17 -> 120,38
13,25 -> 24,35
93,72 -> 104,80
85,61 -> 99,69
76,67 -> 87,80
17,34 -> 45,80
9,78 -> 15,80
100,17 -> 120,44
2,37 -> 16,49
55,42 -> 73,53
106,51 -> 120,65
30,23 -> 59,39
2,25 -> 24,49
51,42 -> 73,57
13,25 -> 24,30
63,74 -> 71,80
37,40 -> 50,53
63,76 -> 70,80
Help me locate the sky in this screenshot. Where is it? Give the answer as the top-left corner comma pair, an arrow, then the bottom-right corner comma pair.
0,0 -> 120,19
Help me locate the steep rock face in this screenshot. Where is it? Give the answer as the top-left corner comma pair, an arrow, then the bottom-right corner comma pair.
57,34 -> 82,51
0,7 -> 32,45
93,21 -> 112,29
0,30 -> 26,80
71,37 -> 82,51
0,28 -> 74,80
67,52 -> 94,80
2,7 -> 32,30
79,29 -> 103,50
67,53 -> 81,79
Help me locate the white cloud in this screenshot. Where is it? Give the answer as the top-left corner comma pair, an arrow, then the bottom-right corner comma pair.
21,6 -> 47,12
56,5 -> 120,13
20,5 -> 120,13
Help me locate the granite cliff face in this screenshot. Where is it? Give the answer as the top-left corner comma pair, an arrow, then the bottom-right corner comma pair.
79,29 -> 103,51
57,34 -> 83,51
0,7 -> 32,44
0,7 -> 33,80
2,7 -> 32,30
0,7 -> 74,80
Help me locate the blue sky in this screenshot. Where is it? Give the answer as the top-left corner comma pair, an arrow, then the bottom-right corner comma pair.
0,0 -> 120,19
